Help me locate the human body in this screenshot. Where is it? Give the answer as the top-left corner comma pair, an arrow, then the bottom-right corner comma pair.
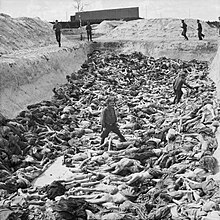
100,98 -> 126,145
181,20 -> 188,40
53,20 -> 62,47
86,22 -> 92,41
173,72 -> 193,104
197,20 -> 205,40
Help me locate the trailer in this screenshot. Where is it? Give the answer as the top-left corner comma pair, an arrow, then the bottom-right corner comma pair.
71,7 -> 140,22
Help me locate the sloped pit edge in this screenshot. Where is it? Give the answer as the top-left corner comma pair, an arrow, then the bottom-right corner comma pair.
92,40 -> 217,62
0,43 -> 92,118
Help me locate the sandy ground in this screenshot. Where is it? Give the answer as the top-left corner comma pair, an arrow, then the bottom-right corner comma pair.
0,41 -> 92,118
94,19 -> 218,62
98,18 -> 218,40
0,16 -> 219,117
0,15 -> 94,118
210,41 -> 220,99
1,15 -> 220,187
0,14 -> 57,55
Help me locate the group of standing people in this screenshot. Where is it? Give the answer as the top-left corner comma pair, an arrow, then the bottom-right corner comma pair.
53,18 -> 205,47
53,20 -> 93,47
181,19 -> 205,40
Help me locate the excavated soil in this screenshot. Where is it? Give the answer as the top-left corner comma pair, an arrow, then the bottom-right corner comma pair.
2,16 -> 220,217
0,42 -> 91,118
0,14 -> 90,118
0,16 -> 219,118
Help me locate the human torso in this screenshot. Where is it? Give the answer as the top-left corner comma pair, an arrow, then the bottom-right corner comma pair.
173,76 -> 185,91
198,23 -> 202,31
182,23 -> 187,31
54,23 -> 61,32
103,106 -> 117,125
86,25 -> 92,32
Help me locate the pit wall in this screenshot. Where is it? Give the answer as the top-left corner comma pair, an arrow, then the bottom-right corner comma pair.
0,39 -> 218,119
210,40 -> 220,180
91,40 -> 218,62
210,41 -> 220,100
0,42 -> 91,118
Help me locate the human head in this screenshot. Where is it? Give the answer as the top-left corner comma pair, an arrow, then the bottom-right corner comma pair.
179,70 -> 186,78
105,97 -> 115,106
181,19 -> 184,23
197,19 -> 200,23
55,20 -> 58,23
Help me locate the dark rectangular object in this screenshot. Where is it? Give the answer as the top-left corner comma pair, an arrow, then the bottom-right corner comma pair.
70,16 -> 76,22
75,7 -> 139,21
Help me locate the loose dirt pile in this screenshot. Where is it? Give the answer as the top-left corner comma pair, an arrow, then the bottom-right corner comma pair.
94,18 -> 218,63
0,14 -> 88,118
210,43 -> 220,99
0,15 -> 220,219
93,20 -> 125,35
97,18 -> 218,41
0,13 -> 63,55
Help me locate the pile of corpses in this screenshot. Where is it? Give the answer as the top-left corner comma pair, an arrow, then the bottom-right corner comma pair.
0,50 -> 220,219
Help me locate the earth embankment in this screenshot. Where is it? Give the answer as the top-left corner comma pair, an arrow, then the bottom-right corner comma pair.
91,39 -> 217,62
0,14 -> 91,118
210,41 -> 220,99
0,42 -> 90,118
0,16 -> 219,118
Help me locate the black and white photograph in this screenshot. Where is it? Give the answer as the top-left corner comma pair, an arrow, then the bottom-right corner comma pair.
0,0 -> 220,219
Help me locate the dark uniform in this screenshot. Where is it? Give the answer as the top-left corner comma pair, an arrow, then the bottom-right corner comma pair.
197,20 -> 205,40
173,72 -> 193,104
53,20 -> 62,47
181,20 -> 188,40
100,99 -> 126,145
86,22 -> 92,41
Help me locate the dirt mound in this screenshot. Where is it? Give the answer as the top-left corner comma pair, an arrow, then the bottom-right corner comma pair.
0,42 -> 90,118
97,18 -> 218,41
93,20 -> 125,34
0,15 -> 219,119
210,40 -> 220,99
0,13 -> 63,55
0,15 -> 89,118
94,18 -> 218,63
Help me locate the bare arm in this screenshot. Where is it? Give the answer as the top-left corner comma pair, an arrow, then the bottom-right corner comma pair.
100,109 -> 106,128
183,80 -> 193,89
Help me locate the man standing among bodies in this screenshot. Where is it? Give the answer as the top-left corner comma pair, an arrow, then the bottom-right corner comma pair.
100,97 -> 126,145
173,70 -> 194,104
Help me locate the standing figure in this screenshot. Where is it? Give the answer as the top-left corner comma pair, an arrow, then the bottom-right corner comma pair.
181,20 -> 189,40
100,97 -> 126,145
197,20 -> 205,40
218,17 -> 220,36
53,20 -> 62,47
173,71 -> 194,104
86,21 -> 92,41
